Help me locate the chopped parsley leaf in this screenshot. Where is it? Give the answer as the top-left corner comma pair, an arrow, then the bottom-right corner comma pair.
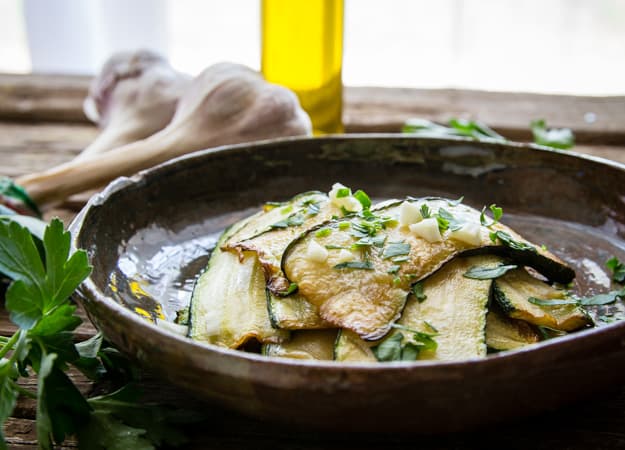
411,282 -> 427,302
315,228 -> 332,238
447,196 -> 464,207
334,261 -> 374,270
336,187 -> 351,198
606,256 -> 625,284
464,264 -> 517,280
437,208 -> 464,231
278,283 -> 298,296
353,189 -> 372,209
480,204 -> 503,227
382,242 -> 411,259
270,213 -> 305,229
489,230 -> 537,252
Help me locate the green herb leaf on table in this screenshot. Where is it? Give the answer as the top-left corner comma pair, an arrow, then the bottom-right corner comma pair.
0,176 -> 42,218
531,119 -> 575,150
402,118 -> 506,141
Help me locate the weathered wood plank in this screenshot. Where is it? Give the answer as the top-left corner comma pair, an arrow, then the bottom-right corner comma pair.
0,74 -> 90,123
1,121 -> 624,181
3,418 -> 78,449
1,74 -> 625,145
344,86 -> 625,144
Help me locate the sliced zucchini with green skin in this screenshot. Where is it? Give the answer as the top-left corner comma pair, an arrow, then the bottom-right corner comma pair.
493,268 -> 590,331
396,255 -> 498,361
224,191 -> 341,293
485,309 -> 541,351
262,330 -> 338,360
189,220 -> 289,348
266,290 -> 330,330
282,198 -> 574,340
333,329 -> 377,362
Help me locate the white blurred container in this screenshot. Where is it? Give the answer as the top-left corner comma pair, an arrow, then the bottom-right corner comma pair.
23,0 -> 169,74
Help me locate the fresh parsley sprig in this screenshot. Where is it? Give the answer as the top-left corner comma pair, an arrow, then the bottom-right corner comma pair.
0,218 -> 195,449
402,117 -> 575,150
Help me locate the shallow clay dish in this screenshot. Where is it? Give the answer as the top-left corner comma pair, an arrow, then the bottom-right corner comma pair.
71,135 -> 625,432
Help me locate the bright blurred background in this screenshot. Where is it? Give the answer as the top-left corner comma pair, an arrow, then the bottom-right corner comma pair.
1,0 -> 624,94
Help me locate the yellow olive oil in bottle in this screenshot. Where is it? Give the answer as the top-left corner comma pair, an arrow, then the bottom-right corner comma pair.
261,0 -> 344,134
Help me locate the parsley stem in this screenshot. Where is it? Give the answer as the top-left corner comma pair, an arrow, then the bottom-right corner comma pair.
0,330 -> 19,360
10,380 -> 37,399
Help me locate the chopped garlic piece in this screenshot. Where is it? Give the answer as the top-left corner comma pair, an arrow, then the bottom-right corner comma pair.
409,217 -> 442,242
307,239 -> 328,262
328,183 -> 362,213
336,196 -> 363,213
399,201 -> 422,226
449,223 -> 482,245
336,249 -> 355,264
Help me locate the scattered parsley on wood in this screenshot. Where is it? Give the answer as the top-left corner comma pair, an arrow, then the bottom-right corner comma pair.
531,119 -> 575,150
402,117 -> 575,150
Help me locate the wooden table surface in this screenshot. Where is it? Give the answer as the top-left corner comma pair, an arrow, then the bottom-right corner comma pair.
2,74 -> 625,449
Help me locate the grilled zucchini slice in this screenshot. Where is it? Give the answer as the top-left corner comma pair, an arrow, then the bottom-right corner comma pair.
224,191 -> 340,293
394,255 -> 497,361
189,219 -> 288,348
493,267 -> 590,331
485,308 -> 541,351
262,330 -> 338,360
267,290 -> 330,330
333,329 -> 377,362
282,198 -> 573,340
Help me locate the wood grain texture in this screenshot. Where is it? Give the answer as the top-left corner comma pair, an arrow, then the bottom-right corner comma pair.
0,74 -> 90,123
1,74 -> 625,144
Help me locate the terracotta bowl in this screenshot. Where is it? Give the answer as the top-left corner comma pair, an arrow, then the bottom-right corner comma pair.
70,135 -> 625,432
